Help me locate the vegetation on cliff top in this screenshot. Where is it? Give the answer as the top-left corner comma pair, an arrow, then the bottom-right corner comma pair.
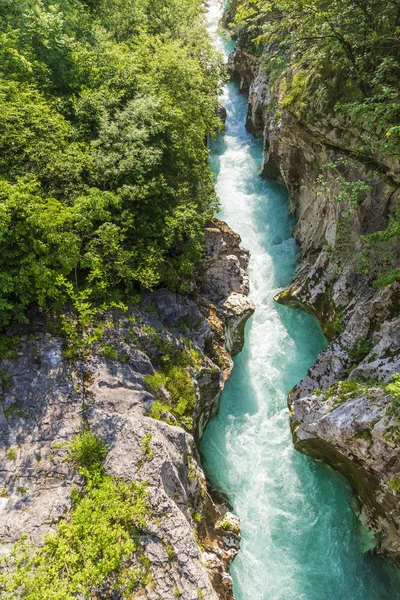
235,0 -> 400,157
0,0 -> 223,327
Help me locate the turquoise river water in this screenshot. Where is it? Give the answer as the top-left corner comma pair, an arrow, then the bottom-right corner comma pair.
201,3 -> 400,599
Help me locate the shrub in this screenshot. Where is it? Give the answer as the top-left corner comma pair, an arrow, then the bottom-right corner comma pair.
0,430 -> 150,599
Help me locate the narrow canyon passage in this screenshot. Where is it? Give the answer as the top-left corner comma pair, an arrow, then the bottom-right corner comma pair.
201,3 -> 400,599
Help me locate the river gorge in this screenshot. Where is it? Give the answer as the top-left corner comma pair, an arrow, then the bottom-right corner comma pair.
201,2 -> 400,598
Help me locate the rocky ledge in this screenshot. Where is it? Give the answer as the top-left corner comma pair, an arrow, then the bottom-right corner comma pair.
0,218 -> 254,599
227,25 -> 400,567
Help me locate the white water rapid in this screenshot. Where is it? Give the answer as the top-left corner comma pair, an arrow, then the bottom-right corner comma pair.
201,3 -> 400,599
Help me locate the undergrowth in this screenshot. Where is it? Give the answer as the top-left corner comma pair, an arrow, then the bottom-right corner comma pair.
145,340 -> 202,431
0,430 -> 150,599
386,374 -> 400,441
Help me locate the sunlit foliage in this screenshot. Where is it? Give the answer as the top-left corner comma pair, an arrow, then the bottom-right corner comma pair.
0,0 -> 223,325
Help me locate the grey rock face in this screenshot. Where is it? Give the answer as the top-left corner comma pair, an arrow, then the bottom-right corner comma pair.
290,384 -> 400,565
194,219 -> 255,440
216,104 -> 227,124
227,49 -> 260,94
197,217 -> 255,359
228,41 -> 400,565
0,218 -> 254,599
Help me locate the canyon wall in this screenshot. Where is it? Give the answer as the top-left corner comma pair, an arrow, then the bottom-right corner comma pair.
0,219 -> 254,599
227,34 -> 400,567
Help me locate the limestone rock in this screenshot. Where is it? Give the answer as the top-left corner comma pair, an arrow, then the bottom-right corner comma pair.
228,32 -> 400,567
228,48 -> 260,94
198,218 -> 255,358
216,104 -> 227,124
289,385 -> 400,565
0,218 -> 254,599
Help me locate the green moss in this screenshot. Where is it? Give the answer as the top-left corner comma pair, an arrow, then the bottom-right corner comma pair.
389,477 -> 400,492
6,447 -> 17,461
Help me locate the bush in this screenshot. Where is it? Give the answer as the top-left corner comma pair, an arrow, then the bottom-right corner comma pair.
0,430 -> 150,599
68,429 -> 107,480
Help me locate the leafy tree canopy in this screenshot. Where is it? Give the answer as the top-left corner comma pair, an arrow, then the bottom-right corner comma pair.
235,0 -> 400,157
0,0 -> 224,326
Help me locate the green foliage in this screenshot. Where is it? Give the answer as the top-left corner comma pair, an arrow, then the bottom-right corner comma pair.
315,163 -> 398,288
236,0 -> 400,154
192,512 -> 202,524
144,339 -> 202,431
389,477 -> 400,493
3,401 -> 27,420
0,367 -> 10,394
140,433 -> 154,461
68,429 -> 107,481
165,544 -> 176,563
101,343 -> 118,360
360,210 -> 400,288
0,479 -> 149,599
6,447 -> 17,460
0,0 -> 223,327
386,374 -> 400,404
0,430 -> 150,599
0,335 -> 20,359
323,378 -> 385,407
325,312 -> 345,341
346,338 -> 373,364
385,373 -> 400,441
146,366 -> 196,431
386,374 -> 400,440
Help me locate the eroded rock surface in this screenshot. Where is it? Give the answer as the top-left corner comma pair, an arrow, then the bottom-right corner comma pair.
0,218 -> 254,599
226,13 -> 400,567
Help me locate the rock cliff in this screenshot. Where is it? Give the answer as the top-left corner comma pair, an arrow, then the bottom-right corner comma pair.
0,219 -> 254,599
227,20 -> 400,567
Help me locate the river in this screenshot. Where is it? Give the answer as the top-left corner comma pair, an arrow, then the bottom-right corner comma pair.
201,2 -> 400,599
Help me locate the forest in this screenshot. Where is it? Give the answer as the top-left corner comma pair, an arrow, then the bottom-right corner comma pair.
236,0 -> 400,154
0,0 -> 223,327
